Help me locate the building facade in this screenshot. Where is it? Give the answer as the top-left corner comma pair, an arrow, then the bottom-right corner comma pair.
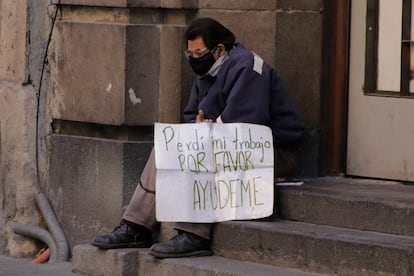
2,0 -> 410,259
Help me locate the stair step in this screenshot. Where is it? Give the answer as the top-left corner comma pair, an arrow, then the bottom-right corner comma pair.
213,220 -> 414,276
276,177 -> 414,235
72,244 -> 325,276
72,177 -> 414,275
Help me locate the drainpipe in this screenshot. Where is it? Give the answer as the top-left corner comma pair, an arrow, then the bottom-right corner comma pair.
35,193 -> 70,262
13,224 -> 58,263
13,193 -> 70,263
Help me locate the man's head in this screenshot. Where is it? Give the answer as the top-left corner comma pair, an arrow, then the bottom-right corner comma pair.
185,17 -> 235,51
184,18 -> 235,76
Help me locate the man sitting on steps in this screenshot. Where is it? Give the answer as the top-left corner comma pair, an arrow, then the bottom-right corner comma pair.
92,17 -> 304,258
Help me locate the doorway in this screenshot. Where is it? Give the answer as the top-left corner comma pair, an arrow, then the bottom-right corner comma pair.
347,0 -> 414,181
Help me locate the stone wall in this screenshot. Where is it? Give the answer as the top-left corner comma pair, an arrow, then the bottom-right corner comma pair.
0,0 -> 53,256
46,0 -> 288,249
0,0 -> 324,256
46,2 -> 195,249
276,0 -> 324,176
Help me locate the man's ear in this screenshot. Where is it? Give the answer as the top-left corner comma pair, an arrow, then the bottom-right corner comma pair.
218,44 -> 225,55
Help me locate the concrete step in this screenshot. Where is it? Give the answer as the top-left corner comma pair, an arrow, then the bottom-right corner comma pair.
213,219 -> 414,276
73,219 -> 414,276
72,244 -> 326,276
276,177 -> 414,236
72,177 -> 414,275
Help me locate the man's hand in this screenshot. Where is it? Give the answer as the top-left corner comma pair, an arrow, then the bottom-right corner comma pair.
196,110 -> 213,123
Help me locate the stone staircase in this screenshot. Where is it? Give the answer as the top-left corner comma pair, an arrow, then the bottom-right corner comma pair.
72,177 -> 414,275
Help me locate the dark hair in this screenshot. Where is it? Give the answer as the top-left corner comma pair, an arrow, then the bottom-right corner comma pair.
184,17 -> 236,51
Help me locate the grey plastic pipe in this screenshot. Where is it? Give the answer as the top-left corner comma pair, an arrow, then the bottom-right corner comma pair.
13,223 -> 58,263
35,193 -> 70,262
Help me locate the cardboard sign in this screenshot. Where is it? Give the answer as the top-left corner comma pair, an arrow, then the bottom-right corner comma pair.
154,122 -> 274,222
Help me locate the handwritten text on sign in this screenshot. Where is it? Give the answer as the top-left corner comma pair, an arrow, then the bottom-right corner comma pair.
154,123 -> 274,222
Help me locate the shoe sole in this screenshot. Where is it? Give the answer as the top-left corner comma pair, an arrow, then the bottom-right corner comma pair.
149,249 -> 213,259
91,241 -> 152,250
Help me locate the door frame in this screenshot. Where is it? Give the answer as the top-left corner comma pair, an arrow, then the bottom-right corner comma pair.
319,0 -> 352,175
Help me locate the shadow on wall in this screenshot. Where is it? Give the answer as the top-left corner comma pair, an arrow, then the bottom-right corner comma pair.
294,128 -> 320,178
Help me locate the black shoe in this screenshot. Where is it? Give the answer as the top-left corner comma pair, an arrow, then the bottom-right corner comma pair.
92,220 -> 153,249
149,231 -> 213,258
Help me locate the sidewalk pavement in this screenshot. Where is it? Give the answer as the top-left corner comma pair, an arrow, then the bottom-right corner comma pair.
0,255 -> 80,276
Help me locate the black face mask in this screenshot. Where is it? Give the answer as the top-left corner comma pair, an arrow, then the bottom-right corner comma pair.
188,51 -> 216,76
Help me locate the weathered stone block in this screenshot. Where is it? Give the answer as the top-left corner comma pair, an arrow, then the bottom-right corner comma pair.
0,115 -> 3,255
0,1 -> 28,82
72,245 -> 108,275
50,21 -> 185,126
199,0 -> 277,10
60,5 -> 190,25
0,82 -> 40,256
125,24 -> 183,125
275,11 -> 323,128
197,10 -> 277,67
47,134 -> 153,249
56,0 -> 127,6
277,0 -> 323,11
128,0 -> 198,8
54,0 -> 198,8
72,244 -> 143,276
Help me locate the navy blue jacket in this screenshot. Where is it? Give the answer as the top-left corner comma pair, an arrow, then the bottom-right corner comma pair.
183,43 -> 304,150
